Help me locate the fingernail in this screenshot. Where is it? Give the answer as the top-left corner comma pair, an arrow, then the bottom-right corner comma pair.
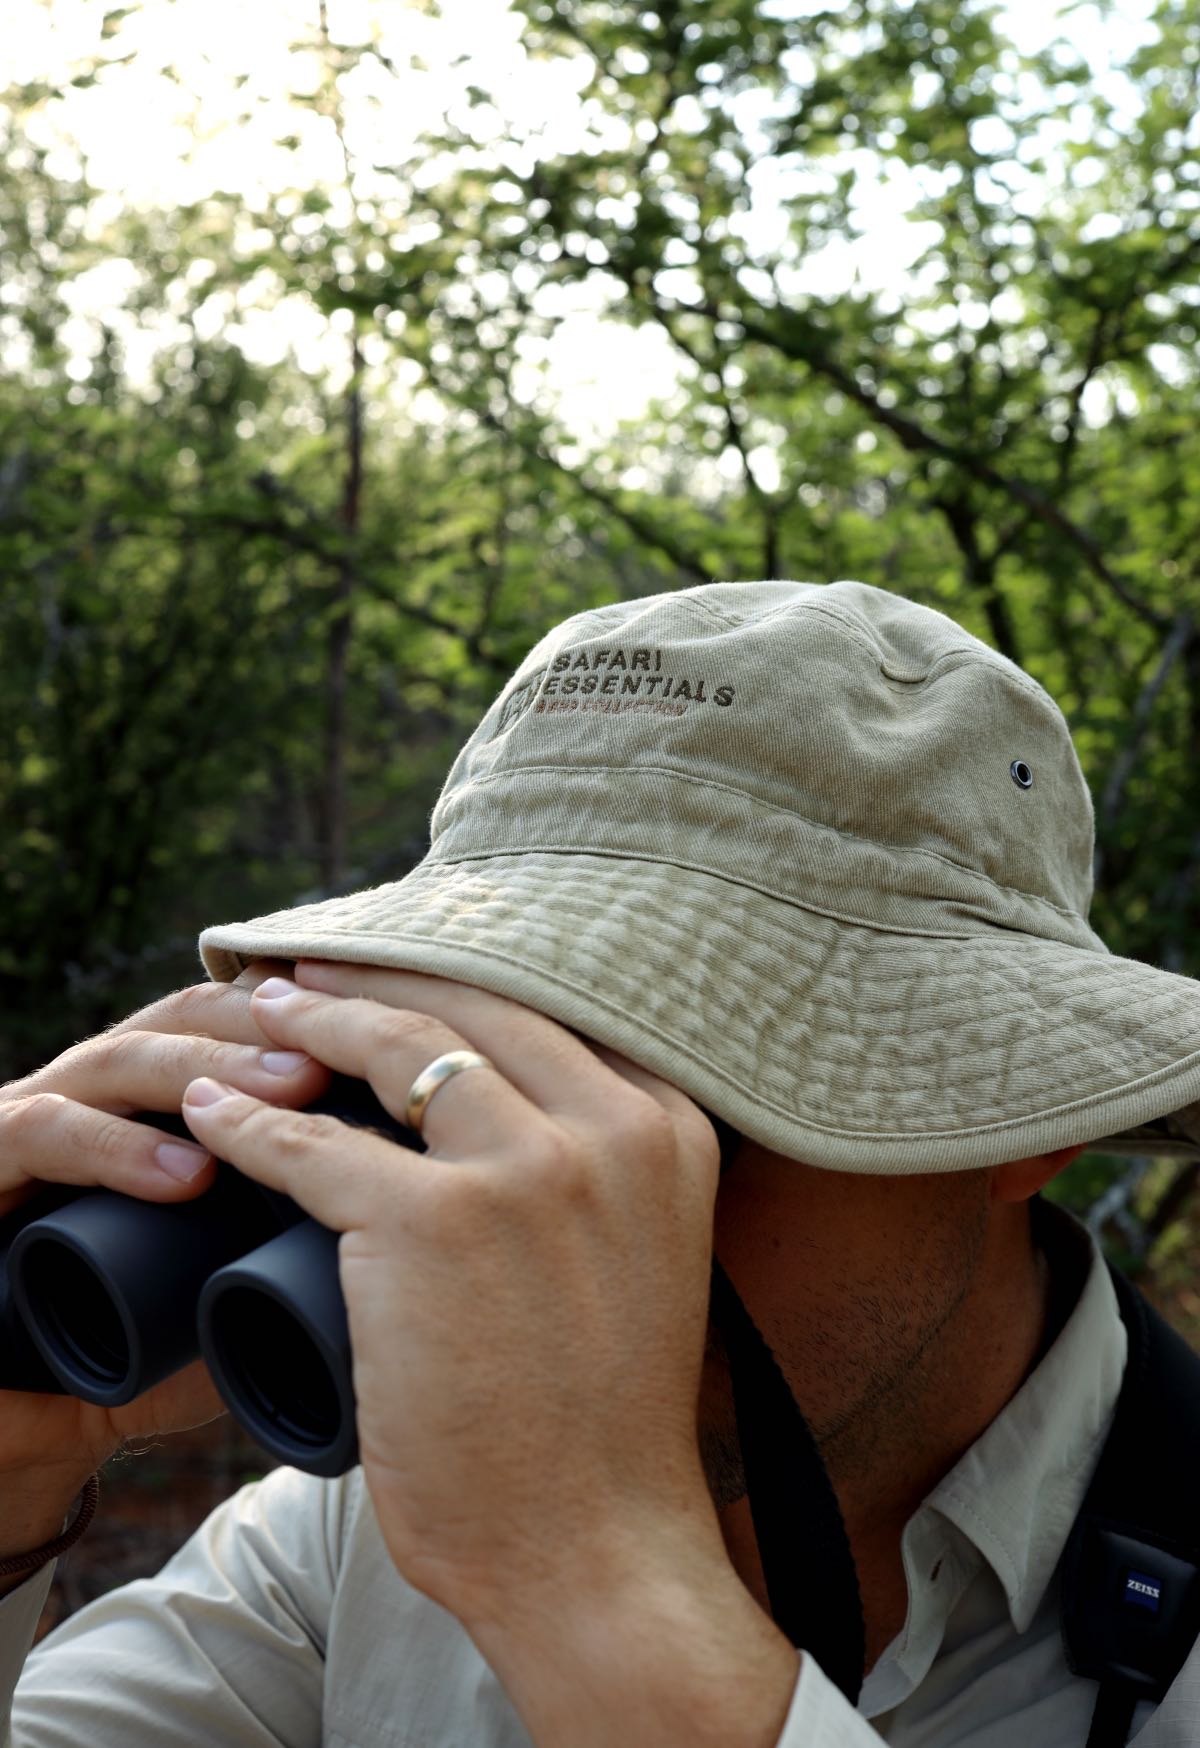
185,1077 -> 237,1108
255,977 -> 299,1001
261,1050 -> 309,1077
156,1142 -> 211,1182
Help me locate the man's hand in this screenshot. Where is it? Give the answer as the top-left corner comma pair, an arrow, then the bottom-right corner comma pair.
179,961 -> 799,1747
0,961 -> 331,1479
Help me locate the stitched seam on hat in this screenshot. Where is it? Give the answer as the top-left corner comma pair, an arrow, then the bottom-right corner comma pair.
562,600 -> 648,631
228,924 -> 1200,1139
558,590 -> 745,638
766,597 -> 1060,710
805,608 -> 1058,709
445,764 -> 1089,926
428,843 -> 1100,948
744,596 -> 977,679
918,650 -> 1064,711
674,590 -> 900,649
671,588 -> 750,631
431,846 -> 991,939
753,597 -> 931,668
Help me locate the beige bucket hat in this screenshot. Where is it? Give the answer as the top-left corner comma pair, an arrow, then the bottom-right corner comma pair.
200,580 -> 1200,1174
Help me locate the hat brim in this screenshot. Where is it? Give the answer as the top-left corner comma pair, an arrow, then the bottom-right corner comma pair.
200,851 -> 1200,1175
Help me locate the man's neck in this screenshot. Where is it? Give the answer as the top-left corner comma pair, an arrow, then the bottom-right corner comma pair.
715,1205 -> 1065,1676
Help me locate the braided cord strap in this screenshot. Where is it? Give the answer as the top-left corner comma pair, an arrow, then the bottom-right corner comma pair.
0,1472 -> 100,1580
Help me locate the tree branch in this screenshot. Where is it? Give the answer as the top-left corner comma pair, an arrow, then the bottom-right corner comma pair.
417,362 -> 715,586
1093,609 -> 1195,885
656,293 -> 1168,630
646,292 -> 783,576
930,491 -> 1021,664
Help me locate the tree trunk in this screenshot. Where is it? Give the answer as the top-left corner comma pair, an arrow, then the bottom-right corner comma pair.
318,333 -> 363,893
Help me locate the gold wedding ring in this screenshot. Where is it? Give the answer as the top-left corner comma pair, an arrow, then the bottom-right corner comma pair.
403,1050 -> 494,1135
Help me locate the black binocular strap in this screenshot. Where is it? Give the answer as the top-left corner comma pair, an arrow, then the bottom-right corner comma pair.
1062,1263 -> 1200,1748
1084,1687 -> 1138,1748
709,1259 -> 866,1705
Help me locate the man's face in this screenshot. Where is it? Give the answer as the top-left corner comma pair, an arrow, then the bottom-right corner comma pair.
701,1143 -> 994,1501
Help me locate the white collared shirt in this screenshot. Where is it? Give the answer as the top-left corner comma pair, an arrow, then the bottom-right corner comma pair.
3,1217 -> 1198,1746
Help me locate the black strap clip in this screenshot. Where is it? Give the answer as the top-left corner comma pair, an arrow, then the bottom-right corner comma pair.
1062,1518 -> 1200,1700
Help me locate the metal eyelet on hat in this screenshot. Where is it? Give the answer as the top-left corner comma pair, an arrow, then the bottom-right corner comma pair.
1010,759 -> 1034,789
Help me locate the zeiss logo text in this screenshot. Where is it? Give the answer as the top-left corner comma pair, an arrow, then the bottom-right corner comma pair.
1124,1571 -> 1163,1614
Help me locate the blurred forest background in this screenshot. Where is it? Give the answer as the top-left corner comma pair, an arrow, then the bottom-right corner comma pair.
2,0 -> 1199,1626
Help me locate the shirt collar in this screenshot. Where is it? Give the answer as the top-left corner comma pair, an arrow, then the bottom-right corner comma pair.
924,1203 -> 1127,1634
860,1205 -> 1129,1716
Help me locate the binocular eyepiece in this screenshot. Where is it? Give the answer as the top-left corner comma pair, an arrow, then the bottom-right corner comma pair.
0,1077 -> 416,1477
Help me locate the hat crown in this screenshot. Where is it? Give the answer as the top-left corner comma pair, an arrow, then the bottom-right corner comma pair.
433,581 -> 1098,946
200,577 -> 1200,1173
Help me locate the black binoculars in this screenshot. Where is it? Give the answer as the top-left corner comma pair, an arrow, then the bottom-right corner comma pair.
0,1076 -> 416,1477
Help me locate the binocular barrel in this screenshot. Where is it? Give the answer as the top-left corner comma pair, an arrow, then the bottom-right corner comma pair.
197,1217 -> 359,1476
0,1077 -> 416,1477
0,1186 -> 84,1395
